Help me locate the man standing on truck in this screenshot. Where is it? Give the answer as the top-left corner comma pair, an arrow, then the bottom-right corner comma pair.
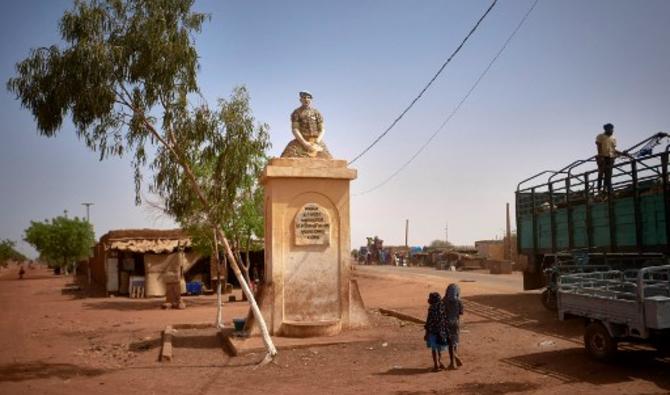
595,123 -> 619,194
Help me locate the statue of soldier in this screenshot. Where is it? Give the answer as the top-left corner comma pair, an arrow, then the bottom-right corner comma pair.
281,91 -> 332,159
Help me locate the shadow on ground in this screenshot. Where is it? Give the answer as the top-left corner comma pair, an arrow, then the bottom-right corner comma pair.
83,297 -> 216,311
0,275 -> 59,282
502,347 -> 670,390
173,334 -> 222,350
455,381 -> 539,395
61,282 -> 87,299
0,362 -> 106,382
129,337 -> 162,352
377,367 -> 433,376
463,293 -> 583,344
394,381 -> 539,395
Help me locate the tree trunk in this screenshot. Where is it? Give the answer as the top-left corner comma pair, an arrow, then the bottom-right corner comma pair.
235,246 -> 249,302
215,280 -> 222,328
212,229 -> 223,329
244,234 -> 253,296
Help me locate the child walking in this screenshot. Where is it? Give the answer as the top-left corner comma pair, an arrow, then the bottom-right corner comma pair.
424,292 -> 448,371
444,283 -> 464,369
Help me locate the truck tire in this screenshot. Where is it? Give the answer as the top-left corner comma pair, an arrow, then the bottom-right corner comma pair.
584,322 -> 617,360
541,289 -> 557,311
653,338 -> 670,356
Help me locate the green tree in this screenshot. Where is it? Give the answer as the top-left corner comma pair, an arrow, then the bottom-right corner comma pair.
429,239 -> 453,249
0,239 -> 27,267
155,86 -> 269,321
24,216 -> 95,273
230,180 -> 265,294
7,0 -> 276,361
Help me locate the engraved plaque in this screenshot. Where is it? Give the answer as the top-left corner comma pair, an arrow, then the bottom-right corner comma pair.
295,203 -> 331,246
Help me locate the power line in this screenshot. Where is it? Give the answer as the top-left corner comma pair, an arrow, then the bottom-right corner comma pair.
354,0 -> 540,196
348,0 -> 499,165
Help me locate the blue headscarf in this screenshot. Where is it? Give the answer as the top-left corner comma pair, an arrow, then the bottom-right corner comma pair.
444,283 -> 462,321
446,283 -> 460,301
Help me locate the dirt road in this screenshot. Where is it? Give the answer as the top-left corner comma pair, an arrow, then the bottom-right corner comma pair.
1,264 -> 668,394
355,265 -> 522,291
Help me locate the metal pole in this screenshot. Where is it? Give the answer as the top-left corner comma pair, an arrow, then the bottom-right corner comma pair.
505,203 -> 511,260
81,202 -> 94,286
82,202 -> 94,222
445,222 -> 448,244
404,219 -> 409,248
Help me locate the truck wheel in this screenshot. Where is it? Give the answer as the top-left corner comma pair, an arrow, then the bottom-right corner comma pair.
653,338 -> 670,356
541,289 -> 557,311
584,322 -> 617,360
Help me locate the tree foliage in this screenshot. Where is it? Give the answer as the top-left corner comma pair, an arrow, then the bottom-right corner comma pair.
154,86 -> 269,252
24,216 -> 95,269
429,239 -> 453,249
7,0 -> 277,358
154,86 -> 269,283
0,239 -> 27,267
7,0 -> 207,203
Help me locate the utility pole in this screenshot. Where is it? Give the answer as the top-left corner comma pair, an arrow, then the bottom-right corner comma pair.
404,219 -> 409,248
504,202 -> 512,261
81,202 -> 94,222
445,222 -> 449,245
81,202 -> 94,286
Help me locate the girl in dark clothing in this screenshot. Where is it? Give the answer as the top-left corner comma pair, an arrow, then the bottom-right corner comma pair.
444,283 -> 464,369
424,292 -> 448,371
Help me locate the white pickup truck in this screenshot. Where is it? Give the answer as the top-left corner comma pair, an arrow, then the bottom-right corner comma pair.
557,265 -> 670,359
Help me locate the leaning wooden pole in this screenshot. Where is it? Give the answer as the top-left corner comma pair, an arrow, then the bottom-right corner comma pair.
216,228 -> 277,360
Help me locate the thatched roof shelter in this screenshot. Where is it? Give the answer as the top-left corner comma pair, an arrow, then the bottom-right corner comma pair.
99,229 -> 191,254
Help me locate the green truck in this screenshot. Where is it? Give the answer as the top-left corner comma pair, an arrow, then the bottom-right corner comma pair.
516,133 -> 670,302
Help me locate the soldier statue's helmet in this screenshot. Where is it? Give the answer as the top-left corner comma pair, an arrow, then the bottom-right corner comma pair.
299,91 -> 313,99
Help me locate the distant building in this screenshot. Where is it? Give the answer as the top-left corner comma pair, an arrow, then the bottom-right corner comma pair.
475,235 -> 519,263
475,239 -> 505,261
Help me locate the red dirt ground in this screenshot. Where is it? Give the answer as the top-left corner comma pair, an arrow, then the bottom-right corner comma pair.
1,264 -> 668,394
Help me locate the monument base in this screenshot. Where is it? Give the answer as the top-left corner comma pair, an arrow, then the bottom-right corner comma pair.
243,158 -> 368,338
245,278 -> 369,337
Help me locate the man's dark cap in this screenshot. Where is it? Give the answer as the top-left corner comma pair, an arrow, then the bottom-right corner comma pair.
603,123 -> 614,131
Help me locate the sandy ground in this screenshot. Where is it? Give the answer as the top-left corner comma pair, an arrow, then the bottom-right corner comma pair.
1,263 -> 668,395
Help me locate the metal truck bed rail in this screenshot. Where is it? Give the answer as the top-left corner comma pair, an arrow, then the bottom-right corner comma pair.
558,265 -> 670,337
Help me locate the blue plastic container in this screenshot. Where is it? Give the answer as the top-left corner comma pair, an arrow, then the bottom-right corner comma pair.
186,281 -> 203,295
233,318 -> 246,332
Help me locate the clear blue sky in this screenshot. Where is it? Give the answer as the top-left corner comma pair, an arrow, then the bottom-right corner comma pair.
1,0 -> 669,257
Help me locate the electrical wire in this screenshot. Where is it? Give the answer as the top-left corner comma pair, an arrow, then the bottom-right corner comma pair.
354,0 -> 540,197
347,0 -> 499,165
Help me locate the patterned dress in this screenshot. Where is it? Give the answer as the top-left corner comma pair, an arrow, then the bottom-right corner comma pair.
425,292 -> 448,351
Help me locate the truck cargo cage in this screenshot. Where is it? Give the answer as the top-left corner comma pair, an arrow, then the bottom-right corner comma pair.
516,133 -> 670,290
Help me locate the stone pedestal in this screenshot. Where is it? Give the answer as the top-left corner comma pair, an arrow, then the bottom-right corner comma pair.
249,158 -> 368,337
